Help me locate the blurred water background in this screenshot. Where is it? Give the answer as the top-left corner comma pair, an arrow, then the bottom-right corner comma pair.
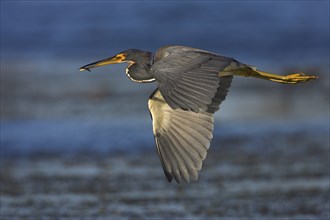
1,1 -> 329,156
1,1 -> 329,219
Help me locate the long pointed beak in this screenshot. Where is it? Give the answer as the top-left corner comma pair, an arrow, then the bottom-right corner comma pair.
79,53 -> 126,71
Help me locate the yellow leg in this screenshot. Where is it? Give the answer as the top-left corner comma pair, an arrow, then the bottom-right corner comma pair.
224,68 -> 318,84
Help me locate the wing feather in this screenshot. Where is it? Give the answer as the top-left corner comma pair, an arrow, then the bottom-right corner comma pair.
147,47 -> 235,183
148,89 -> 214,183
170,125 -> 207,161
207,75 -> 233,113
152,46 -> 233,112
163,136 -> 183,183
167,129 -> 201,172
164,131 -> 193,182
155,138 -> 173,182
172,116 -> 213,144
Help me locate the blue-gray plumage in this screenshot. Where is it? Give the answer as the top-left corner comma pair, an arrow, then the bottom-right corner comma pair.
79,45 -> 317,183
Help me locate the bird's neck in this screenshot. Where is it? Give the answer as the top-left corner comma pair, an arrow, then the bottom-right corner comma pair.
125,60 -> 155,83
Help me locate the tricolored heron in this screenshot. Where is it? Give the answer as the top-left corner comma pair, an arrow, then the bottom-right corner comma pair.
79,46 -> 317,183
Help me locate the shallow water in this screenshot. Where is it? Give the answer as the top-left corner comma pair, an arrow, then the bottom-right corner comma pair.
1,128 -> 329,219
1,119 -> 328,157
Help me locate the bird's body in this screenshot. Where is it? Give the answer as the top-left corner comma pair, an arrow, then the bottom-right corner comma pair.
80,46 -> 317,183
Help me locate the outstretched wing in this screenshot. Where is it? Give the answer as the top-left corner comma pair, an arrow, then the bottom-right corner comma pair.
148,89 -> 214,183
151,46 -> 234,112
207,75 -> 233,113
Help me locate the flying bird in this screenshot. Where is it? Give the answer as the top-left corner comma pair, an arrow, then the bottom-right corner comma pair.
79,46 -> 317,183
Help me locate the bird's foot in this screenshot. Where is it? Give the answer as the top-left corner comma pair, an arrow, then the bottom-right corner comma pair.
268,73 -> 319,84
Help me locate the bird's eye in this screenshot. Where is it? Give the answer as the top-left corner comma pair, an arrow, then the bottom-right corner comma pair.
116,53 -> 127,61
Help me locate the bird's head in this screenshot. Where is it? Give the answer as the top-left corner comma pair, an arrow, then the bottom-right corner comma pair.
79,49 -> 152,72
